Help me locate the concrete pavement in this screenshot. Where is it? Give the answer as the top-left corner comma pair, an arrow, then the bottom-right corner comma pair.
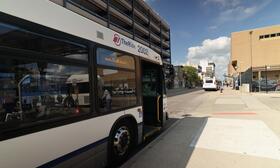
121,87 -> 280,168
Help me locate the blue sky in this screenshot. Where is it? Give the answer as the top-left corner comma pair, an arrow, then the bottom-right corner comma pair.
145,0 -> 280,78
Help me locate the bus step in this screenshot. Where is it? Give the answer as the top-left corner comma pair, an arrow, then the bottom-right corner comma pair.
143,126 -> 161,140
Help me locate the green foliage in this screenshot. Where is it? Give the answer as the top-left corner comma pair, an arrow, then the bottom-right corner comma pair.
182,66 -> 201,86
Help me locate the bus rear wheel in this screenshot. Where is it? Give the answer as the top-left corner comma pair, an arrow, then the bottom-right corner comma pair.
108,120 -> 135,166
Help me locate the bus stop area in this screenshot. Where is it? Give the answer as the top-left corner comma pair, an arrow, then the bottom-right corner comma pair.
121,88 -> 280,168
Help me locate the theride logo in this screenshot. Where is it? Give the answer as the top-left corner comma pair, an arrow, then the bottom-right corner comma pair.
113,34 -> 121,46
113,33 -> 136,49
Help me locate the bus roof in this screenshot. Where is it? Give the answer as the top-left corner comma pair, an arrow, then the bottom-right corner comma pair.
0,0 -> 162,65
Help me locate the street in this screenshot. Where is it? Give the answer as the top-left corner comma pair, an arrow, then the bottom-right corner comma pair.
122,87 -> 280,168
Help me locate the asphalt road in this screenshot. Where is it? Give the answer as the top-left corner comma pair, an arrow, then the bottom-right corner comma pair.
167,89 -> 205,118
167,87 -> 202,97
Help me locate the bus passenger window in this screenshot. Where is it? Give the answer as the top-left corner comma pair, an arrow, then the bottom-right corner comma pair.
97,68 -> 136,112
96,47 -> 137,113
0,58 -> 90,126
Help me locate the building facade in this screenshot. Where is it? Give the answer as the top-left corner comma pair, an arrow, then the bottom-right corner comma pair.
229,25 -> 280,91
50,0 -> 171,66
198,60 -> 215,80
205,62 -> 215,78
173,66 -> 185,88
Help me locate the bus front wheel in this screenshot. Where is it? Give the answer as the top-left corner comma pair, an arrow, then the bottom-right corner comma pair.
108,120 -> 135,166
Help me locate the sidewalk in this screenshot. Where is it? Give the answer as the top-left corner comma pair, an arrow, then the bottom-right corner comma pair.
121,87 -> 280,168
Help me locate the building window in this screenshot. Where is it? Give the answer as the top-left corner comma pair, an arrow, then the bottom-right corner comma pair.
0,58 -> 90,125
96,48 -> 137,113
260,32 -> 280,40
264,34 -> 269,38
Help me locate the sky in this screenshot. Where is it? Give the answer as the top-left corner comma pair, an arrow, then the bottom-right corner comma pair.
145,0 -> 280,79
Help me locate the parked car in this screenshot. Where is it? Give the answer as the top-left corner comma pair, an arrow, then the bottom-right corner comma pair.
252,80 -> 278,92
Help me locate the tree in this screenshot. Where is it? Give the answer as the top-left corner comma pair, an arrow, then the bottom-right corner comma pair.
182,66 -> 200,87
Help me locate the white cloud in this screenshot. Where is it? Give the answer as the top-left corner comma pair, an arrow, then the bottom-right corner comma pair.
208,25 -> 218,30
218,1 -> 271,22
204,0 -> 241,8
143,0 -> 157,2
204,0 -> 271,25
186,36 -> 231,79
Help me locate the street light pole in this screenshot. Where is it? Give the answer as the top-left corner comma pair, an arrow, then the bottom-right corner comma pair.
265,65 -> 268,93
240,71 -> 242,89
249,31 -> 253,92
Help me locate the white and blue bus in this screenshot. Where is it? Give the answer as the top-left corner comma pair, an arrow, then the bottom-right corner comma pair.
0,1 -> 168,167
203,77 -> 219,91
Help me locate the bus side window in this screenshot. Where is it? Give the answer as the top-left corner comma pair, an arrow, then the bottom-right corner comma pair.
97,68 -> 137,113
0,58 -> 90,127
96,48 -> 137,113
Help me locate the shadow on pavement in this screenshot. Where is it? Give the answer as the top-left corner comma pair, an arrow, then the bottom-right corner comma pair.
121,116 -> 209,168
169,116 -> 208,168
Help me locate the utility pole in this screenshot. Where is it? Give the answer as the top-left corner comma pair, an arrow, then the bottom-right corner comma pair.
265,65 -> 268,93
240,71 -> 242,90
249,31 -> 253,92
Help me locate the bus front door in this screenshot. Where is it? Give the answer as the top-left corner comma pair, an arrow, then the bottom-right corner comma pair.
141,61 -> 163,139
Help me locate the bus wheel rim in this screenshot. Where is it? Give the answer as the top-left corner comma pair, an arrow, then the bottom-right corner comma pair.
113,126 -> 130,156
